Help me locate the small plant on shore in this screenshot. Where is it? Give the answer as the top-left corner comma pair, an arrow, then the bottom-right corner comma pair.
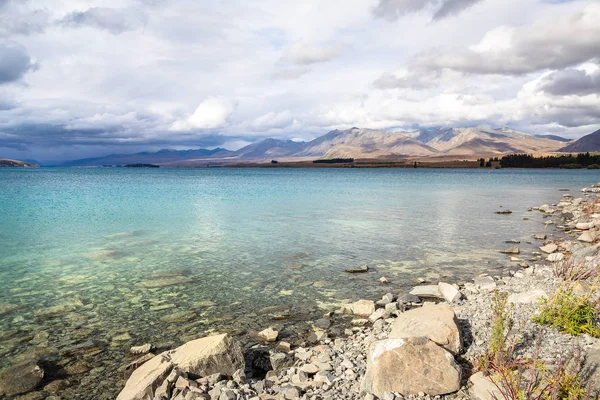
533,285 -> 600,338
554,256 -> 600,281
477,291 -> 590,400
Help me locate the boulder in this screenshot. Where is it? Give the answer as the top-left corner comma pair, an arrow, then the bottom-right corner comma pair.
438,282 -> 461,303
361,337 -> 461,397
409,285 -> 444,300
117,334 -> 244,400
578,231 -> 594,243
501,246 -> 519,254
389,304 -> 461,354
0,360 -> 44,397
469,372 -> 503,400
351,300 -> 375,317
539,244 -> 558,254
368,308 -> 386,323
507,289 -> 547,304
170,334 -> 244,377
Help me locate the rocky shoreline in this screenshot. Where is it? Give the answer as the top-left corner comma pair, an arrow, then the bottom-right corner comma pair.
2,183 -> 600,399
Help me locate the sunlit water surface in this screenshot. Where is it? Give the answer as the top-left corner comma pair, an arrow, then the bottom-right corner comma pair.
0,167 -> 598,398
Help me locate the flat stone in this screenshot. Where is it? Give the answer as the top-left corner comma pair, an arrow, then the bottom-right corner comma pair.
361,337 -> 461,397
389,304 -> 461,354
534,234 -> 547,240
508,289 -> 547,304
368,308 -> 386,323
469,372 -> 503,400
539,244 -> 558,254
409,285 -> 444,300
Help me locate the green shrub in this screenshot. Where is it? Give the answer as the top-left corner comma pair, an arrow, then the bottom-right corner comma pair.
586,164 -> 600,169
533,287 -> 600,337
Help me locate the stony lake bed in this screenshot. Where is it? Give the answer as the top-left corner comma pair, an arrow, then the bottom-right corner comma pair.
1,169 -> 600,399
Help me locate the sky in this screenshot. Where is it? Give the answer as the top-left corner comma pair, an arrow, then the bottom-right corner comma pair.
0,0 -> 599,162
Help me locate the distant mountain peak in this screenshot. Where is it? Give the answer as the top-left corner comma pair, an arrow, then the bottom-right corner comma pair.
559,129 -> 600,152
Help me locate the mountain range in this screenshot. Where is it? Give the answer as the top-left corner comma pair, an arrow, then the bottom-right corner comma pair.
54,126 -> 600,167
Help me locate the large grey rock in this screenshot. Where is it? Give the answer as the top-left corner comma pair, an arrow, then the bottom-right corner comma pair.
117,334 -> 244,400
389,303 -> 461,354
361,337 -> 461,397
0,360 -> 44,397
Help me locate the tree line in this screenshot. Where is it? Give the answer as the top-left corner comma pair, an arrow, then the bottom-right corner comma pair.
499,153 -> 600,169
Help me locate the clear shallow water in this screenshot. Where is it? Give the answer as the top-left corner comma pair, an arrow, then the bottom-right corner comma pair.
0,167 -> 598,397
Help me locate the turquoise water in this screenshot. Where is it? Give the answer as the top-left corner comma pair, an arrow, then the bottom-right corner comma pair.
0,167 -> 598,397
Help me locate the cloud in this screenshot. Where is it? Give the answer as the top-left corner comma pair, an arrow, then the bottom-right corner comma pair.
271,66 -> 311,80
170,97 -> 237,131
281,43 -> 343,65
373,69 -> 442,89
416,3 -> 600,75
537,67 -> 600,96
372,0 -> 484,21
0,41 -> 35,84
59,7 -> 148,34
251,110 -> 294,130
0,8 -> 49,37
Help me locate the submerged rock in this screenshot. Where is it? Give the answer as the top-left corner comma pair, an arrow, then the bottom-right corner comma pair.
351,300 -> 375,317
345,265 -> 369,273
137,276 -> 193,288
0,360 -> 45,397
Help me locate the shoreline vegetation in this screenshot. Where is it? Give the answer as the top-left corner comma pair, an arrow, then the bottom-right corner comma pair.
2,182 -> 599,399
103,182 -> 600,400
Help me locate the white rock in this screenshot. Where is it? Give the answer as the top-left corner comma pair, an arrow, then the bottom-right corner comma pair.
469,372 -> 503,400
578,231 -> 594,243
258,327 -> 278,342
369,308 -> 387,323
438,282 -> 461,303
576,222 -> 595,230
547,252 -> 564,262
351,300 -> 375,317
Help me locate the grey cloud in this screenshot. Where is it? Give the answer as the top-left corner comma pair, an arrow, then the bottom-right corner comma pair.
416,5 -> 600,75
433,0 -> 482,20
60,7 -> 148,34
373,70 -> 441,89
0,41 -> 35,84
282,43 -> 343,65
537,68 -> 600,96
373,0 -> 484,21
0,10 -> 49,37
